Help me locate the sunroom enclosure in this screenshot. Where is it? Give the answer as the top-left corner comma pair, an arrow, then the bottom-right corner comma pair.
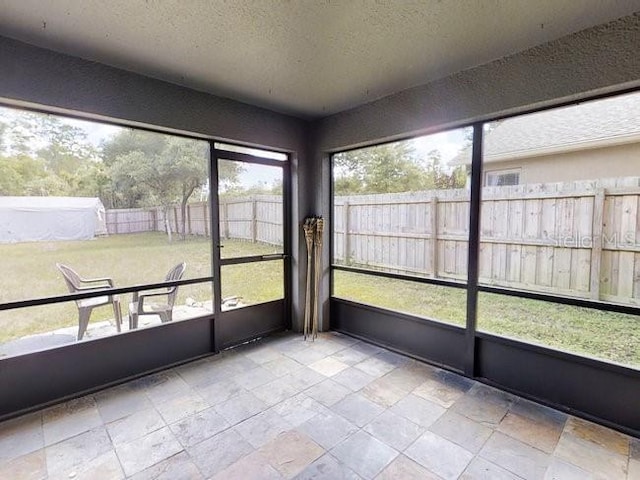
1,27 -> 640,439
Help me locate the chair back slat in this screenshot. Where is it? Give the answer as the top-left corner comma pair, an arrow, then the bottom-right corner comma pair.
56,263 -> 82,293
165,262 -> 186,306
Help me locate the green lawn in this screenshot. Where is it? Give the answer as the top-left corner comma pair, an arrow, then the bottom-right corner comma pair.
334,271 -> 640,369
3,234 -> 639,369
0,233 -> 282,343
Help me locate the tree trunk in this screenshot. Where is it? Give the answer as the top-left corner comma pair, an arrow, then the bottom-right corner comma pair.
180,198 -> 187,240
163,205 -> 173,242
180,184 -> 197,241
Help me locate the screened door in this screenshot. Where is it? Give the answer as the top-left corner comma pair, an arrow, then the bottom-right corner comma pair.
213,144 -> 290,349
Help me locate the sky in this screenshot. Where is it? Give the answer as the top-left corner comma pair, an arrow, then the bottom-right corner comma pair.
64,117 -> 121,146
412,128 -> 470,165
0,105 -> 122,153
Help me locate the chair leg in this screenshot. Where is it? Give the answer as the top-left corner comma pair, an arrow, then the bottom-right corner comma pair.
159,310 -> 172,323
129,312 -> 138,330
77,308 -> 92,340
112,299 -> 122,333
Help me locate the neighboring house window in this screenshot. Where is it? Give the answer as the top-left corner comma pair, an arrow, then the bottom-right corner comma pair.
485,169 -> 520,186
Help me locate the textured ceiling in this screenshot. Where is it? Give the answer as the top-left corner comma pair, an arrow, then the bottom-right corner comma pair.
0,0 -> 639,119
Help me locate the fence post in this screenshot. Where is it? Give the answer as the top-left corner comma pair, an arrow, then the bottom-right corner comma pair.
151,209 -> 157,231
343,201 -> 351,264
431,196 -> 439,278
203,202 -> 209,237
224,200 -> 230,239
590,188 -> 605,300
252,198 -> 258,243
187,204 -> 192,235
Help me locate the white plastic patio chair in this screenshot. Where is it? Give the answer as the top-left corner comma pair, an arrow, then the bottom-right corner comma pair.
128,262 -> 186,329
56,263 -> 122,340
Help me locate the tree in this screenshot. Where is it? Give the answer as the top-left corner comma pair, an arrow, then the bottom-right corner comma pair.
35,117 -> 98,176
109,136 -> 229,241
0,110 -> 38,157
111,150 -> 178,240
0,155 -> 50,195
333,142 -> 424,195
101,130 -> 170,208
0,118 -> 6,153
422,149 -> 467,189
104,129 -> 246,240
101,129 -> 166,166
333,141 -> 467,195
164,137 -> 209,240
218,159 -> 244,193
0,109 -> 104,197
0,158 -> 22,195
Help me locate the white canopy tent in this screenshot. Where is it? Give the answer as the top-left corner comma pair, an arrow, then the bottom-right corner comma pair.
0,196 -> 108,243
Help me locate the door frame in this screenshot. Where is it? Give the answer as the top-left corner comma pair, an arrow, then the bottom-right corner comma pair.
210,146 -> 292,351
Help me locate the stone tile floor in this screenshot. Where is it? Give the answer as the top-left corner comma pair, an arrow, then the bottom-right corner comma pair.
0,331 -> 638,479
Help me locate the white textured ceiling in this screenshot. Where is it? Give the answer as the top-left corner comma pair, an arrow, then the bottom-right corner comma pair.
0,0 -> 639,119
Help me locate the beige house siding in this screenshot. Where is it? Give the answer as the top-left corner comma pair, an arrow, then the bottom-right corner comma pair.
483,142 -> 640,185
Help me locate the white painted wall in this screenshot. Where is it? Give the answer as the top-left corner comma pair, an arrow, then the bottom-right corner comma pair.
484,142 -> 640,185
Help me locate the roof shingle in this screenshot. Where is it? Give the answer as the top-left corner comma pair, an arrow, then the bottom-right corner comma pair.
451,91 -> 640,165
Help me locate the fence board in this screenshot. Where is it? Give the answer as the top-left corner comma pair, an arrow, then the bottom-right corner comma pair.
634,253 -> 640,299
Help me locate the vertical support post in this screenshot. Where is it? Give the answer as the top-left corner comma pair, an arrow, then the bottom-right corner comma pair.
114,210 -> 119,235
209,143 -> 222,353
252,198 -> 258,243
343,201 -> 350,264
590,188 -> 605,300
465,123 -> 483,377
282,160 -> 292,331
431,196 -> 439,278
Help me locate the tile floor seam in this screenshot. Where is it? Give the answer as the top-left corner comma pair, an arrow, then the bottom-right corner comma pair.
497,428 -> 553,457
183,449 -> 207,479
112,444 -> 128,478
460,455 -> 529,480
150,450 -> 186,478
142,384 -> 184,405
475,430 -> 494,456
171,401 -> 275,452
43,440 -> 50,480
39,422 -> 102,450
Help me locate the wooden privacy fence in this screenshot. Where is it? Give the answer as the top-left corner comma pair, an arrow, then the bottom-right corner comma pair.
105,195 -> 283,246
220,195 -> 283,245
105,179 -> 640,305
334,177 -> 640,306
